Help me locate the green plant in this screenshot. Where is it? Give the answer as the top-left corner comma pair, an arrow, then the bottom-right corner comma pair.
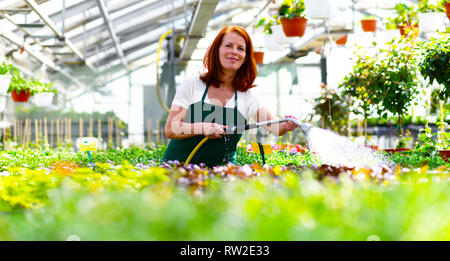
256,17 -> 277,34
310,88 -> 349,135
418,34 -> 450,102
338,46 -> 382,139
362,15 -> 376,20
8,73 -> 41,97
0,61 -> 17,75
277,0 -> 306,19
372,37 -> 421,135
387,3 -> 418,26
417,0 -> 445,13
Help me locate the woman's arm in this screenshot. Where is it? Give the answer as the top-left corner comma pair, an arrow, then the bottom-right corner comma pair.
255,107 -> 298,136
164,105 -> 226,139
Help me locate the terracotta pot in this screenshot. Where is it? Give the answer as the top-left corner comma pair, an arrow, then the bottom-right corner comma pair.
280,17 -> 308,37
383,148 -> 410,154
361,19 -> 376,32
253,51 -> 264,64
398,23 -> 419,37
11,90 -> 31,102
335,34 -> 347,46
439,150 -> 450,162
445,3 -> 450,20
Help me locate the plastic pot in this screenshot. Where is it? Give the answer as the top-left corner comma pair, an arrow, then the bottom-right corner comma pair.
280,17 -> 308,37
0,75 -> 11,95
271,25 -> 296,44
418,12 -> 446,33
445,3 -> 450,20
32,92 -> 54,107
253,51 -> 264,64
305,0 -> 330,19
335,34 -> 347,46
439,150 -> 450,162
361,19 -> 376,32
11,90 -> 31,102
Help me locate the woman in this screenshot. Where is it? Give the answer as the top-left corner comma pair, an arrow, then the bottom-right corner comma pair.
163,25 -> 298,167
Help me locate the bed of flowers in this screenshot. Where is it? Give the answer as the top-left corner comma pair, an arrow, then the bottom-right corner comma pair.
0,142 -> 449,240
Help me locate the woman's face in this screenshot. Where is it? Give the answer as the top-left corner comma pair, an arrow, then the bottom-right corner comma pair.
218,31 -> 246,73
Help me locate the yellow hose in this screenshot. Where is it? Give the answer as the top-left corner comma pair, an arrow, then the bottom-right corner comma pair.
156,30 -> 173,113
184,137 -> 208,166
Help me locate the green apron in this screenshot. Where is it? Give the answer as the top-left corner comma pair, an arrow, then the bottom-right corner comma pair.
163,84 -> 246,167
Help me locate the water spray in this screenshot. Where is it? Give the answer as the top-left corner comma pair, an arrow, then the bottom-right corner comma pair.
185,117 -> 394,169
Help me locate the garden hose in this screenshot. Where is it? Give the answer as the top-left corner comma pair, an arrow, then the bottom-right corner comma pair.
156,29 -> 173,113
183,118 -> 313,166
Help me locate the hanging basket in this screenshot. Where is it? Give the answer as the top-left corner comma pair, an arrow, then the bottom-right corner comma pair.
335,34 -> 347,46
305,0 -> 330,19
32,92 -> 54,107
0,75 -> 12,95
264,34 -> 285,51
280,17 -> 308,37
253,51 -> 264,64
361,19 -> 377,32
418,12 -> 446,33
445,3 -> 450,20
271,25 -> 296,44
11,90 -> 31,102
398,23 -> 419,37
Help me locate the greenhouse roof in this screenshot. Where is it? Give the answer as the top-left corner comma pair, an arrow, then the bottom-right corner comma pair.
0,0 -> 426,89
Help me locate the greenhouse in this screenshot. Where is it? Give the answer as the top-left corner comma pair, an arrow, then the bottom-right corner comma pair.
0,0 -> 449,245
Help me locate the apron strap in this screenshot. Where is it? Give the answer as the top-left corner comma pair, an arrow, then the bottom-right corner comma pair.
201,84 -> 210,103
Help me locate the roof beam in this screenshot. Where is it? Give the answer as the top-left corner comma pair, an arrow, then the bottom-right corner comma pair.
178,0 -> 219,61
23,0 -> 97,73
95,0 -> 127,68
0,29 -> 84,88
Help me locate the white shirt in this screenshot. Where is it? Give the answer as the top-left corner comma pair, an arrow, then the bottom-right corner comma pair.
171,75 -> 263,121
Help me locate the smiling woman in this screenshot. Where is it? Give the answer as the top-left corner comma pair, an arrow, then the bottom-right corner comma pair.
162,25 -> 300,167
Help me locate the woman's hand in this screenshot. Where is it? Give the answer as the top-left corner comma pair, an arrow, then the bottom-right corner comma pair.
281,115 -> 299,132
202,123 -> 227,139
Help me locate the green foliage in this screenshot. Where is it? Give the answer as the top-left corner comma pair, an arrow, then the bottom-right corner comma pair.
418,34 -> 450,102
0,62 -> 57,96
256,17 -> 277,34
417,0 -> 445,13
340,37 -> 421,135
387,3 -> 418,26
310,89 -> 349,134
388,151 -> 448,168
236,146 -> 320,166
0,163 -> 449,240
277,0 -> 306,19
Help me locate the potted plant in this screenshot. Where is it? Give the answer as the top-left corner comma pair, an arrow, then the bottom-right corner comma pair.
372,37 -> 421,138
31,82 -> 58,107
417,0 -> 446,33
277,0 -> 308,37
418,34 -> 449,147
8,73 -> 42,103
335,34 -> 347,46
310,87 -> 349,134
443,0 -> 450,19
256,17 -> 293,50
338,47 -> 382,142
389,3 -> 419,37
360,16 -> 377,32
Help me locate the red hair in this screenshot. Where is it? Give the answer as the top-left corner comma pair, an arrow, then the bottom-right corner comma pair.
200,25 -> 257,92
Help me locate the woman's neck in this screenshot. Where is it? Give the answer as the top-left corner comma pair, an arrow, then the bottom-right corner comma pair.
219,70 -> 236,89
